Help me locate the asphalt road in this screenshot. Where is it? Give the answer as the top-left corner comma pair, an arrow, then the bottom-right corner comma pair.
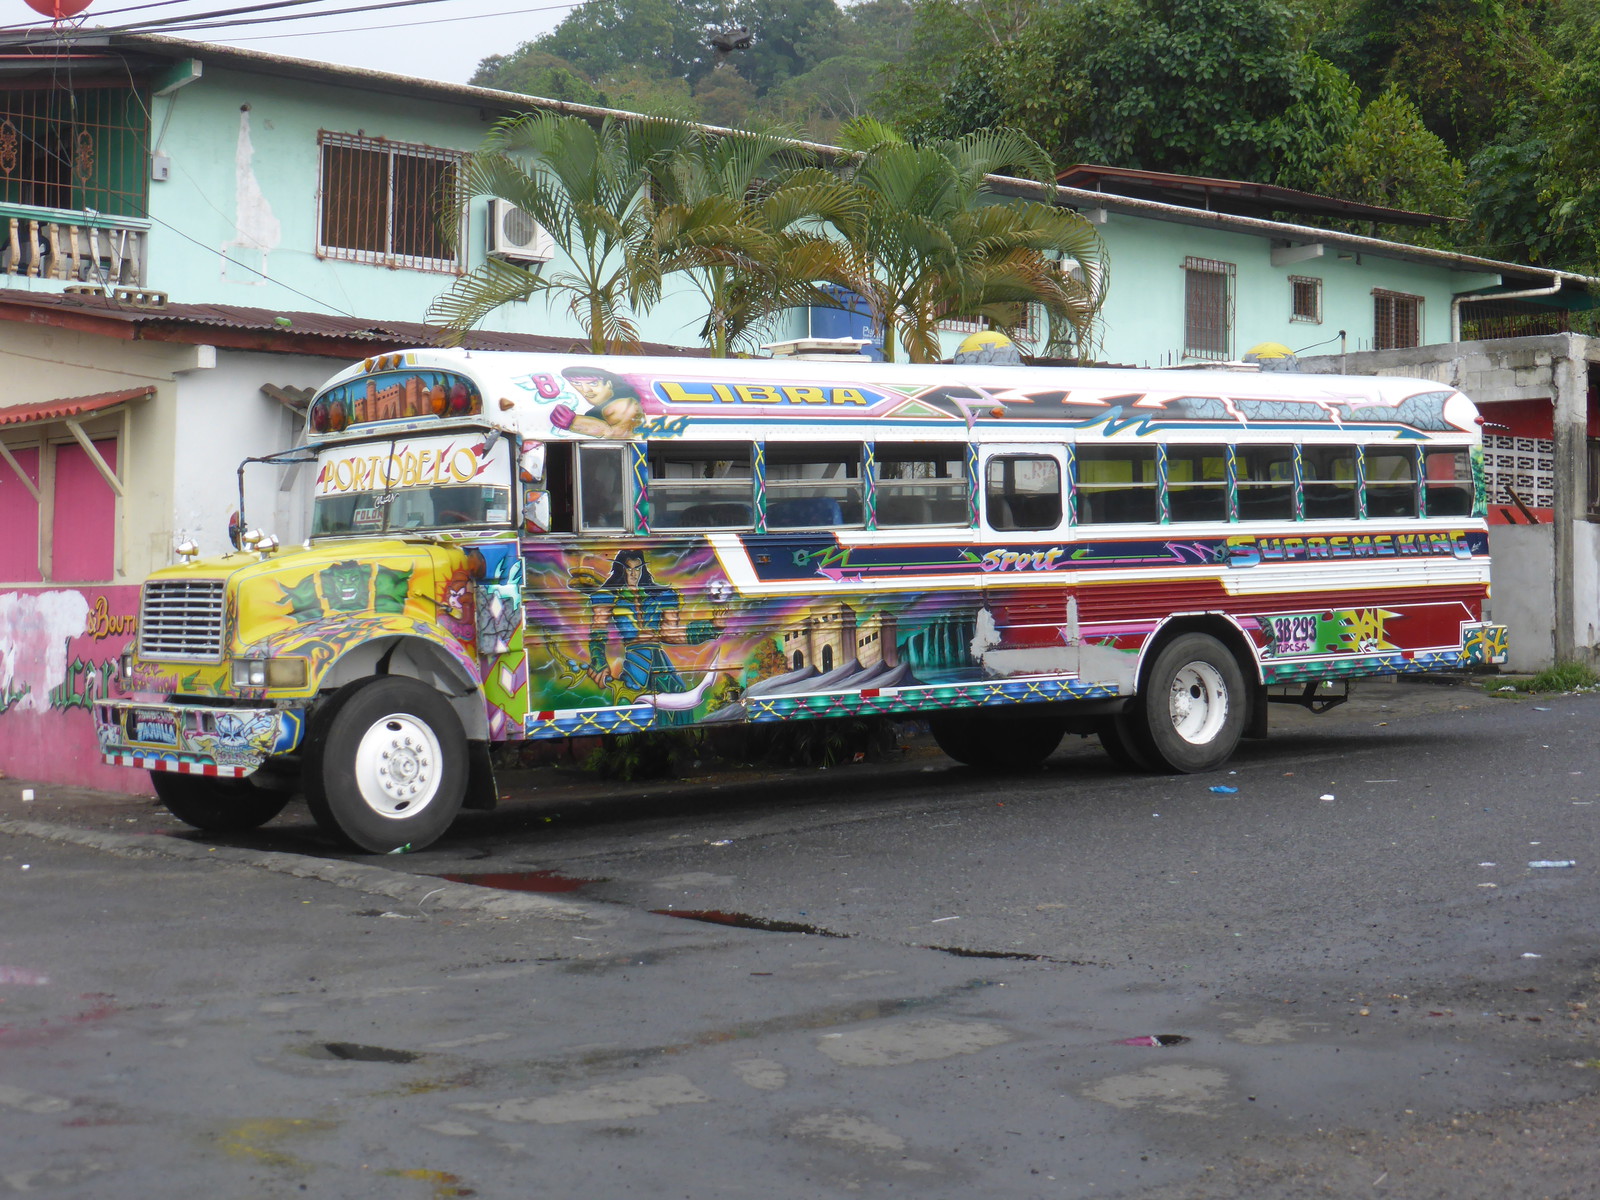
4,679 -> 1599,1198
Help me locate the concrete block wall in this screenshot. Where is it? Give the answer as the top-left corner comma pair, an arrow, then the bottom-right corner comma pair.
1302,334 -> 1600,670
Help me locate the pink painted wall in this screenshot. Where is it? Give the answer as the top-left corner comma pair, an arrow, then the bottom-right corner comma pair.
51,440 -> 118,583
0,447 -> 41,583
0,585 -> 150,794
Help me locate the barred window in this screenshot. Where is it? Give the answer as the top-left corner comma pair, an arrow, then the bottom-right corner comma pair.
1184,257 -> 1234,359
1374,289 -> 1422,350
0,86 -> 149,217
1290,275 -> 1322,323
318,132 -> 466,272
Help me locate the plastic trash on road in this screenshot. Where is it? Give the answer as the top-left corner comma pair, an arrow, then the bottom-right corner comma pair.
1529,860 -> 1577,869
1118,1034 -> 1191,1047
1209,785 -> 1238,794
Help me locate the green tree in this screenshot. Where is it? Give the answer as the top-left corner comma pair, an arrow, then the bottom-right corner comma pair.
692,64 -> 760,127
532,0 -> 721,84
1320,0 -> 1548,159
469,48 -> 609,107
922,0 -> 1359,189
830,120 -> 1107,362
648,127 -> 862,354
1534,6 -> 1600,274
720,0 -> 843,93
1316,87 -> 1467,247
428,112 -> 699,353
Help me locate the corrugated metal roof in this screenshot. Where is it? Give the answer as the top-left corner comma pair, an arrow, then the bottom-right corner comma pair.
0,385 -> 153,427
1057,164 -> 1455,227
0,291 -> 709,357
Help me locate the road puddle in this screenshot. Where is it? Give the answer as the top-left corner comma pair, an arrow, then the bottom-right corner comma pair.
322,1042 -> 420,1063
650,909 -> 849,937
440,870 -> 599,894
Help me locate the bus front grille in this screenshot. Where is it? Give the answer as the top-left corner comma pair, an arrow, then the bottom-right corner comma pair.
138,579 -> 227,661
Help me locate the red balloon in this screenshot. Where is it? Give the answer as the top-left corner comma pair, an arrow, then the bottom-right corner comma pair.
25,0 -> 93,18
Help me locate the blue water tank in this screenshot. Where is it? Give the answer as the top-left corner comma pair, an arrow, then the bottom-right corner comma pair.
809,286 -> 884,360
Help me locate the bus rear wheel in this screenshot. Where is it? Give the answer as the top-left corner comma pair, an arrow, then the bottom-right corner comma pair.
928,710 -> 1065,768
151,772 -> 292,833
1127,634 -> 1246,773
1095,716 -> 1154,771
304,677 -> 467,853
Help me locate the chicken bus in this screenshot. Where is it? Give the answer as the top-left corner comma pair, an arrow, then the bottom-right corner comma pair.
92,347 -> 1508,852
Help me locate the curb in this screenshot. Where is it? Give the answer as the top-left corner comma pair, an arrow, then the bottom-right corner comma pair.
0,818 -> 604,925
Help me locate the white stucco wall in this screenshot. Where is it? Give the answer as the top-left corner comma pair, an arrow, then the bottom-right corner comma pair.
171,351 -> 349,558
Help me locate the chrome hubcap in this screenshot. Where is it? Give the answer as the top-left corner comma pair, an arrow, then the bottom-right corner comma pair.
354,713 -> 441,819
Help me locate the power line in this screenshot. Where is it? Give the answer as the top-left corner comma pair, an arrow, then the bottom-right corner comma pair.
220,0 -> 582,43
6,0 -> 350,37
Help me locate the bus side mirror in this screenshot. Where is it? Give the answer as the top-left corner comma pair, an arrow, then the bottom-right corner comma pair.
227,511 -> 243,550
520,438 -> 551,534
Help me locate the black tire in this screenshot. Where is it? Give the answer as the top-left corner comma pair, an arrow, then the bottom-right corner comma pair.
1095,715 -> 1155,771
928,710 -> 1065,768
1126,633 -> 1246,773
150,772 -> 291,833
303,677 -> 467,853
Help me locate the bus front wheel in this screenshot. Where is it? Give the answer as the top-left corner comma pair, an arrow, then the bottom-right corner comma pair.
304,677 -> 467,853
1128,634 -> 1245,773
151,772 -> 292,832
928,710 -> 1065,768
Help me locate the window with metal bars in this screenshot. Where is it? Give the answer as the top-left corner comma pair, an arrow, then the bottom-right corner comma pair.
1183,257 -> 1234,358
1373,289 -> 1422,349
1290,275 -> 1321,323
0,86 -> 149,217
317,132 -> 467,272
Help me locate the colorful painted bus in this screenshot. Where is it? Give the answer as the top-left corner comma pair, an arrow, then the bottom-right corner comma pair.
93,347 -> 1508,851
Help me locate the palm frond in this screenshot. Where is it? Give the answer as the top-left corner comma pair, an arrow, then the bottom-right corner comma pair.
426,257 -> 550,340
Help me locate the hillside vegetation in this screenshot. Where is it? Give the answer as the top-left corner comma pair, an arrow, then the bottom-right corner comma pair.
471,0 -> 1600,279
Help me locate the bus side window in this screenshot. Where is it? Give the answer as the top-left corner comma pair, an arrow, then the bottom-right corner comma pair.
985,455 -> 1062,531
649,442 -> 754,529
578,444 -> 627,532
1077,445 -> 1157,525
1366,447 -> 1419,518
877,444 -> 967,526
1422,447 -> 1473,516
1302,445 -> 1357,519
766,442 -> 862,528
1165,445 -> 1228,522
1236,445 -> 1295,521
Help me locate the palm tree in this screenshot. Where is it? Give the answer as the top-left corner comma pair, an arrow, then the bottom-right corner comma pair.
428,111 -> 698,354
646,128 -> 863,357
829,119 -> 1107,363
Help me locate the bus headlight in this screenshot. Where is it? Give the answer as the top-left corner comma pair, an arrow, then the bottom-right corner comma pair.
231,657 -> 308,689
120,649 -> 135,680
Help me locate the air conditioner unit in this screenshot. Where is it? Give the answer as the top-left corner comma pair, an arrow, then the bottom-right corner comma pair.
487,198 -> 555,265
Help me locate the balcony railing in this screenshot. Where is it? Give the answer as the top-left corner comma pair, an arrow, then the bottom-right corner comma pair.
0,204 -> 148,286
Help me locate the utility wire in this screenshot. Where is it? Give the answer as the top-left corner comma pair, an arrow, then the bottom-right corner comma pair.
2,0 -> 455,43
222,0 -> 580,42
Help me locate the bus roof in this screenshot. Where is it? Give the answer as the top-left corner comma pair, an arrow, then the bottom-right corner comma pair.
302,348 -> 1482,445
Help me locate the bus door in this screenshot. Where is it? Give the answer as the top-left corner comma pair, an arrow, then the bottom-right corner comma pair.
975,444 -> 1078,680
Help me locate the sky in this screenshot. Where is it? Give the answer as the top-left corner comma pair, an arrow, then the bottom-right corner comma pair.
35,0 -> 579,85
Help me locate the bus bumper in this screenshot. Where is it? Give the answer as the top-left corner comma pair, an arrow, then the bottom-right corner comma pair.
93,700 -> 307,779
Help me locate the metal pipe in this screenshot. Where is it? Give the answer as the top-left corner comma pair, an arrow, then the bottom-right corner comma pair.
1450,274 -> 1565,343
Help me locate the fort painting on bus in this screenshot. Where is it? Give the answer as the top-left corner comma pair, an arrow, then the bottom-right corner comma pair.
92,348 -> 1509,852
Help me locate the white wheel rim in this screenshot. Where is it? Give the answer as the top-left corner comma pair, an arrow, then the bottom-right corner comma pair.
353,712 -> 442,820
1167,661 -> 1229,746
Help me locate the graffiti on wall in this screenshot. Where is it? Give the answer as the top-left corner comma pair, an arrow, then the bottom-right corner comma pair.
0,586 -> 143,791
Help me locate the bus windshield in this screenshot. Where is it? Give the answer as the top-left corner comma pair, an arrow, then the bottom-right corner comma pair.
310,431 -> 513,536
